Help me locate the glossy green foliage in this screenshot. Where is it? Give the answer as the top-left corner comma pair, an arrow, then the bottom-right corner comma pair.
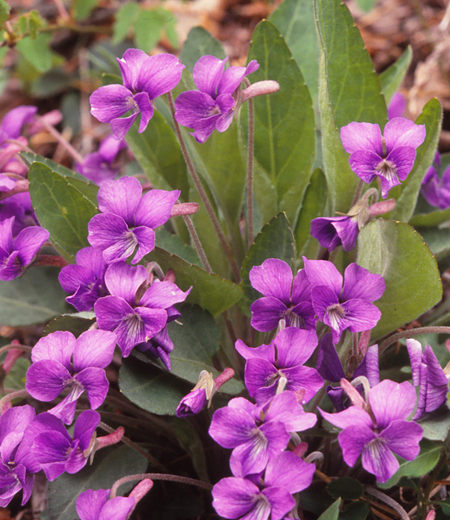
357,220 -> 442,339
29,162 -> 98,261
248,20 -> 315,224
0,267 -> 67,326
380,46 -> 413,103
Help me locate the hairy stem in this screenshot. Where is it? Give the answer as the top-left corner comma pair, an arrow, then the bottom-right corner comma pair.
244,78 -> 254,247
182,215 -> 212,272
379,326 -> 450,354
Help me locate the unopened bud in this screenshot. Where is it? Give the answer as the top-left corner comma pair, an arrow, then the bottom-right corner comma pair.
241,80 -> 280,103
170,202 -> 199,217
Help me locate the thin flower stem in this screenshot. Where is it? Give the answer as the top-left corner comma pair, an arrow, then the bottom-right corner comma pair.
98,422 -> 167,472
366,487 -> 410,520
0,344 -> 32,357
166,92 -> 240,281
35,115 -> 84,164
0,390 -> 29,413
182,215 -> 212,272
350,179 -> 365,208
244,78 -> 254,247
379,326 -> 450,354
110,473 -> 213,499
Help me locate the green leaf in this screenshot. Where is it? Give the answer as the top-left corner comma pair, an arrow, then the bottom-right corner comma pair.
180,27 -> 225,73
134,8 -> 169,52
20,152 -> 78,178
155,228 -> 201,266
248,20 -> 315,223
389,99 -> 442,222
315,0 -> 387,213
47,445 -> 147,520
327,478 -> 364,500
28,162 -> 98,261
380,46 -> 413,103
417,227 -> 450,263
0,267 -> 68,326
74,0 -> 98,21
44,312 -> 96,337
355,0 -> 376,12
240,213 -> 295,313
120,356 -> 192,415
112,2 -> 140,44
16,33 -> 56,73
168,305 -> 243,394
4,358 -> 30,391
295,168 -> 327,256
418,407 -> 450,441
378,440 -> 442,488
125,111 -> 189,200
0,0 -> 10,25
339,501 -> 369,520
318,499 -> 341,520
357,220 -> 442,340
270,0 -> 319,99
410,207 -> 450,227
148,247 -> 243,316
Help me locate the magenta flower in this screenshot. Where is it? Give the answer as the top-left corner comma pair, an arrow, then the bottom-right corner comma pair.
249,258 -> 316,332
304,259 -> 385,343
88,176 -> 180,264
0,216 -> 49,280
209,392 -> 316,477
310,215 -> 359,252
321,379 -> 423,483
76,135 -> 127,185
90,49 -> 184,140
407,338 -> 449,420
76,489 -> 135,520
174,55 -> 259,143
421,152 -> 450,210
388,92 -> 406,120
28,411 -> 100,481
94,262 -> 190,358
58,247 -> 108,312
26,330 -> 117,424
340,117 -> 426,198
235,327 -> 323,405
0,405 -> 38,507
212,451 -> 315,520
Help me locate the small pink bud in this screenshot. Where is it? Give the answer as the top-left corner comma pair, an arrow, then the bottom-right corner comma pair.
292,442 -> 308,457
241,80 -> 280,103
163,269 -> 176,283
129,479 -> 153,504
95,426 -> 124,451
369,199 -> 396,217
170,202 -> 199,217
340,378 -> 366,409
358,330 -> 371,356
3,347 -> 22,375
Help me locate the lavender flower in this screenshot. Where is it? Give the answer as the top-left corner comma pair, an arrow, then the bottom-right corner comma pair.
88,176 -> 180,264
421,152 -> 450,209
209,392 -> 316,477
235,327 -> 323,405
76,489 -> 134,520
0,193 -> 38,234
249,258 -> 316,332
310,215 -> 359,252
76,135 -> 127,185
90,49 -> 185,139
94,262 -> 190,357
212,451 -> 315,520
407,338 -> 449,419
340,117 -> 426,198
0,216 -> 49,280
174,56 -> 259,143
0,405 -> 38,507
26,330 -> 117,424
321,379 -> 423,482
388,92 -> 406,120
28,411 -> 100,481
58,246 -> 108,312
304,259 -> 385,343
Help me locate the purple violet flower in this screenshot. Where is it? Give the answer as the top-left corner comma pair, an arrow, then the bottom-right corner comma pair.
340,117 -> 426,198
0,106 -> 37,144
407,339 -> 449,420
76,135 -> 127,185
0,216 -> 49,280
174,55 -> 259,143
28,411 -> 100,481
321,379 -> 423,483
249,258 -> 316,332
90,49 -> 185,140
388,92 -> 407,120
76,489 -> 135,520
94,262 -> 191,357
235,327 -> 323,405
212,451 -> 315,520
310,214 -> 359,252
0,405 -> 38,507
209,392 -> 316,477
421,152 -> 450,210
88,176 -> 180,264
0,193 -> 38,234
58,247 -> 108,312
25,330 -> 117,424
304,259 -> 385,343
